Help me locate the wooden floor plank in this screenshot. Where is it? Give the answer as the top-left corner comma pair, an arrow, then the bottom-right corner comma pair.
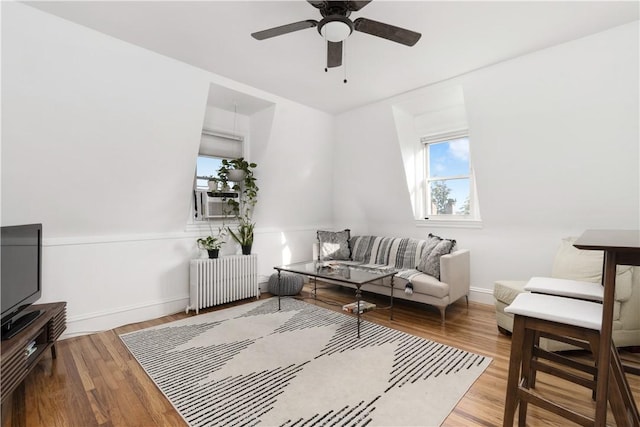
2,284 -> 638,426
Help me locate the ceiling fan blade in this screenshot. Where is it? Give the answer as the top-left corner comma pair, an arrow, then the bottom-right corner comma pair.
327,41 -> 343,68
251,20 -> 318,40
353,17 -> 421,46
307,1 -> 327,9
345,1 -> 372,11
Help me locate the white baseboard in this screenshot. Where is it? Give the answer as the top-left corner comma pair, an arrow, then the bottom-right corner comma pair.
468,286 -> 495,305
62,296 -> 189,339
61,286 -> 496,339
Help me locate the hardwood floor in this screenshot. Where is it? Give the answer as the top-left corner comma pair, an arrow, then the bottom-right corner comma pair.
3,284 -> 639,426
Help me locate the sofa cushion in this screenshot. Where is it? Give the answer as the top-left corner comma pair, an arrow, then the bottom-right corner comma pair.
351,236 -> 427,268
350,236 -> 384,264
392,238 -> 428,270
552,237 -> 633,302
317,229 -> 351,261
411,273 -> 450,299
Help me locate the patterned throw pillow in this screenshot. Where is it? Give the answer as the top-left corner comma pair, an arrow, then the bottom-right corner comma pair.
416,233 -> 442,272
317,229 -> 351,261
417,234 -> 456,279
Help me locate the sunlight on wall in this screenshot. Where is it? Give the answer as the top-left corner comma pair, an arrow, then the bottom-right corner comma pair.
391,106 -> 421,216
280,232 -> 292,265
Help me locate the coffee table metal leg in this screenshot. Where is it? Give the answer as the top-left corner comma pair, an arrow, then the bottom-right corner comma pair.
356,285 -> 362,338
390,276 -> 395,321
277,269 -> 281,311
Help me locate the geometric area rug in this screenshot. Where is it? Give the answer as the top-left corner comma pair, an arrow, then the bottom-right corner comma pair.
120,298 -> 492,427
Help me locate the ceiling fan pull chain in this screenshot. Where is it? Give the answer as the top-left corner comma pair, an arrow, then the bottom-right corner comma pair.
343,40 -> 348,84
324,31 -> 328,72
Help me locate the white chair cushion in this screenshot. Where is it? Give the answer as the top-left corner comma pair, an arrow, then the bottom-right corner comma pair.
505,293 -> 602,331
524,277 -> 603,302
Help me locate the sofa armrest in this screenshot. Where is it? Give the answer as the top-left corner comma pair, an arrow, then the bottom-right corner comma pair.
440,249 -> 470,303
312,242 -> 319,261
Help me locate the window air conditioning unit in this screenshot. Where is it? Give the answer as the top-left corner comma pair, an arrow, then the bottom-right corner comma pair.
194,190 -> 238,220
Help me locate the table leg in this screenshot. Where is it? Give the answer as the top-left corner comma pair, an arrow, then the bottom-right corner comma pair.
277,270 -> 281,311
390,276 -> 395,321
595,251 -> 617,426
609,341 -> 640,426
356,285 -> 362,339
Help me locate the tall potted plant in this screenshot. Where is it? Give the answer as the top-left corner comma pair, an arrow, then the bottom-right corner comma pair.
217,158 -> 258,254
229,217 -> 255,255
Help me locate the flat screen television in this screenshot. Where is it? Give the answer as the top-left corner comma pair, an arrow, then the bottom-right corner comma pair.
1,223 -> 43,340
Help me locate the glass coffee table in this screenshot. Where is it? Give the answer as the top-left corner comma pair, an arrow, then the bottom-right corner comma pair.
273,260 -> 398,338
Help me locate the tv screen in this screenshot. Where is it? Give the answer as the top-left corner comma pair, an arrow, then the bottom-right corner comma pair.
1,224 -> 43,336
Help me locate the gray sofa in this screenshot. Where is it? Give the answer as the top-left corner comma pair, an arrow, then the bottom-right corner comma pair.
313,234 -> 470,323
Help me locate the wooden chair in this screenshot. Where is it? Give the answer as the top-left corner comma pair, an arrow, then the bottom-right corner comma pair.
522,277 -> 604,399
503,288 -> 639,426
503,292 -> 604,426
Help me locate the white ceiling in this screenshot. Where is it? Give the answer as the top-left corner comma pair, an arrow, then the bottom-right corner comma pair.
26,1 -> 639,114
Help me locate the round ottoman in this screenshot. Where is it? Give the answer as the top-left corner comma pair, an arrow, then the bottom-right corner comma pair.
268,272 -> 304,296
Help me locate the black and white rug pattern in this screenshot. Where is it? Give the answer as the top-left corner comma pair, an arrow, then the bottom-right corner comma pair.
120,298 -> 491,427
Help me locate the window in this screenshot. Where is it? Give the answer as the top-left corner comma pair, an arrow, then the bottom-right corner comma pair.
393,84 -> 480,226
196,155 -> 224,190
191,130 -> 244,223
196,129 -> 244,190
422,131 -> 479,221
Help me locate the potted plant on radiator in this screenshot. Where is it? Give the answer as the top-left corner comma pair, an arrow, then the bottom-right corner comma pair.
197,225 -> 226,259
229,217 -> 255,255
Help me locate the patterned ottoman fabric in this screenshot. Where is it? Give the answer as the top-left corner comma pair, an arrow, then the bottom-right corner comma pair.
268,272 -> 304,296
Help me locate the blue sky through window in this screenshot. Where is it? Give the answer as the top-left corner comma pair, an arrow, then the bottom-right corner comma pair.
428,138 -> 469,176
196,156 -> 223,188
428,137 -> 470,213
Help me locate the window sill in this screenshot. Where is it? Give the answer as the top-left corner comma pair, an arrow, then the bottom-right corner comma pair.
415,218 -> 483,229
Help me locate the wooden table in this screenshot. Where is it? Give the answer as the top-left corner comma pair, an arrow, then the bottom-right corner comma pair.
574,230 -> 640,427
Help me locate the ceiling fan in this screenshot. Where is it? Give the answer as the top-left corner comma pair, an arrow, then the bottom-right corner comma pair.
251,0 -> 422,70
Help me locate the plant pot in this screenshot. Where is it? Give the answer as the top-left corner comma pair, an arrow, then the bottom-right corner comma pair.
228,169 -> 246,182
208,181 -> 218,191
241,244 -> 252,255
207,249 -> 219,259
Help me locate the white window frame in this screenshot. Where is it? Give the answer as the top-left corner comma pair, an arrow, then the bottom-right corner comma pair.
418,130 -> 482,228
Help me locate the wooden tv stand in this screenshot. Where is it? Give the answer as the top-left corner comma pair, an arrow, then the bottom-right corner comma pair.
0,302 -> 66,406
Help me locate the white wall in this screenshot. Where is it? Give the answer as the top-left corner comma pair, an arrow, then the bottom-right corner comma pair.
2,3 -> 334,337
334,21 -> 639,303
2,3 -> 210,236
249,103 -> 335,274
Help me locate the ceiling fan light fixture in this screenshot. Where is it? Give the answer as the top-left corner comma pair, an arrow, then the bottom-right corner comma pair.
319,16 -> 353,42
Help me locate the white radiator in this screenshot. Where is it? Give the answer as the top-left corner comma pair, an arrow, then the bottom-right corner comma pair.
188,254 -> 259,314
